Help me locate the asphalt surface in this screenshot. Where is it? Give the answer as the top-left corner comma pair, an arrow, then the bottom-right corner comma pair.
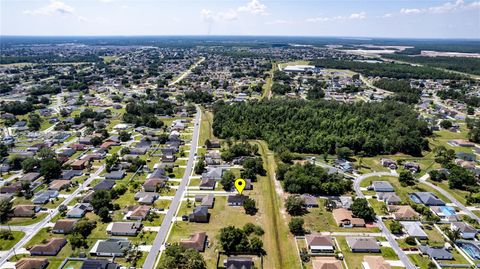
142,106 -> 201,269
0,165 -> 105,264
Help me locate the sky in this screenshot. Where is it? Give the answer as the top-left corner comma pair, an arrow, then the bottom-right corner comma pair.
1,0 -> 479,39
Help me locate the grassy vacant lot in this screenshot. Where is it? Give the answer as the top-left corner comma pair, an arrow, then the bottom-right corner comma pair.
169,196 -> 260,268
360,176 -> 451,204
409,254 -> 431,269
303,199 -> 380,233
336,236 -> 398,269
0,231 -> 25,251
168,140 -> 300,269
7,213 -> 47,226
199,109 -> 215,147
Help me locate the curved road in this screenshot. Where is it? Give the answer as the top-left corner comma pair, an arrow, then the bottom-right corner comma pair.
418,174 -> 480,223
0,165 -> 105,264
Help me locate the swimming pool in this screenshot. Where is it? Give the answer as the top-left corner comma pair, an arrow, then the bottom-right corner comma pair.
440,206 -> 456,217
458,241 -> 480,260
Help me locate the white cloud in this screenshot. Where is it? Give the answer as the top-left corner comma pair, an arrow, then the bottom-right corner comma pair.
400,0 -> 480,15
381,13 -> 393,18
218,10 -> 239,21
24,0 -> 74,16
237,0 -> 268,15
349,12 -> 366,19
201,9 -> 216,23
306,12 -> 367,23
400,8 -> 423,14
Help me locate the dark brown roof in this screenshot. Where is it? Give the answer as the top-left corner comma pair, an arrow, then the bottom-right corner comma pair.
52,219 -> 78,233
29,238 -> 67,255
180,232 -> 207,252
15,258 -> 48,269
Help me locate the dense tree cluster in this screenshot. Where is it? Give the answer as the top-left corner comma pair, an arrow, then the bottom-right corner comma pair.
221,142 -> 258,161
123,99 -> 173,127
310,59 -> 466,80
373,78 -> 422,104
278,163 -> 351,195
213,100 -> 430,156
160,243 -> 207,269
218,225 -> 265,255
351,198 -> 376,221
0,101 -> 34,115
184,91 -> 214,104
383,55 -> 480,76
466,117 -> 480,143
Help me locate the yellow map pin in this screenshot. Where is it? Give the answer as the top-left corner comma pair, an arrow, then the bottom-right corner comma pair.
234,178 -> 246,195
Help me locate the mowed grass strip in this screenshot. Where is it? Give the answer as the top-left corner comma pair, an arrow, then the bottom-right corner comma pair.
254,140 -> 301,269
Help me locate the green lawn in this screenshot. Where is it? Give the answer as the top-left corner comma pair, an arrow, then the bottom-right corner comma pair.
7,213 -> 48,226
0,231 -> 25,251
408,254 -> 432,269
303,199 -> 380,233
336,236 -> 398,269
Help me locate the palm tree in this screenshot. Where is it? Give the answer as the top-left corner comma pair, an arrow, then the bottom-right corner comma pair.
445,228 -> 461,243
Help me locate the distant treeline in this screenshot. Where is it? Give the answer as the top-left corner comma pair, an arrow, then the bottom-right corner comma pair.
373,78 -> 422,104
213,99 -> 430,156
310,59 -> 465,80
0,54 -> 100,64
383,54 -> 480,76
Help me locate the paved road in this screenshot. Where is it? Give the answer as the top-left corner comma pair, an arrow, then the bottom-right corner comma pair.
353,172 -> 416,269
142,106 -> 201,269
168,57 -> 205,86
419,174 -> 480,223
0,165 -> 104,263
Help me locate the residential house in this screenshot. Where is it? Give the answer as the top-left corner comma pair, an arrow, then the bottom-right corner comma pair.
125,205 -> 150,220
372,181 -> 394,192
301,194 -> 319,208
332,208 -> 366,228
189,206 -> 209,223
15,258 -> 49,269
404,162 -> 420,173
377,192 -> 401,205
90,238 -> 131,257
199,178 -> 216,190
227,195 -> 249,206
19,172 -> 41,183
80,260 -> 119,269
0,183 -> 21,194
52,219 -> 78,234
11,205 -> 40,217
312,258 -> 343,269
409,192 -> 445,206
225,257 -> 253,269
451,222 -> 477,239
305,234 -> 335,253
32,190 -> 59,204
94,180 -> 116,191
49,180 -> 70,191
346,237 -> 380,253
195,194 -> 215,208
143,178 -> 166,192
380,158 -> 397,169
388,205 -> 419,221
202,167 -> 224,181
180,232 -> 207,252
362,256 -> 391,269
29,238 -> 67,256
104,170 -> 126,180
419,245 -> 453,260
107,222 -> 143,236
61,170 -> 83,180
400,222 -> 428,239
134,192 -> 159,205
67,203 -> 93,218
